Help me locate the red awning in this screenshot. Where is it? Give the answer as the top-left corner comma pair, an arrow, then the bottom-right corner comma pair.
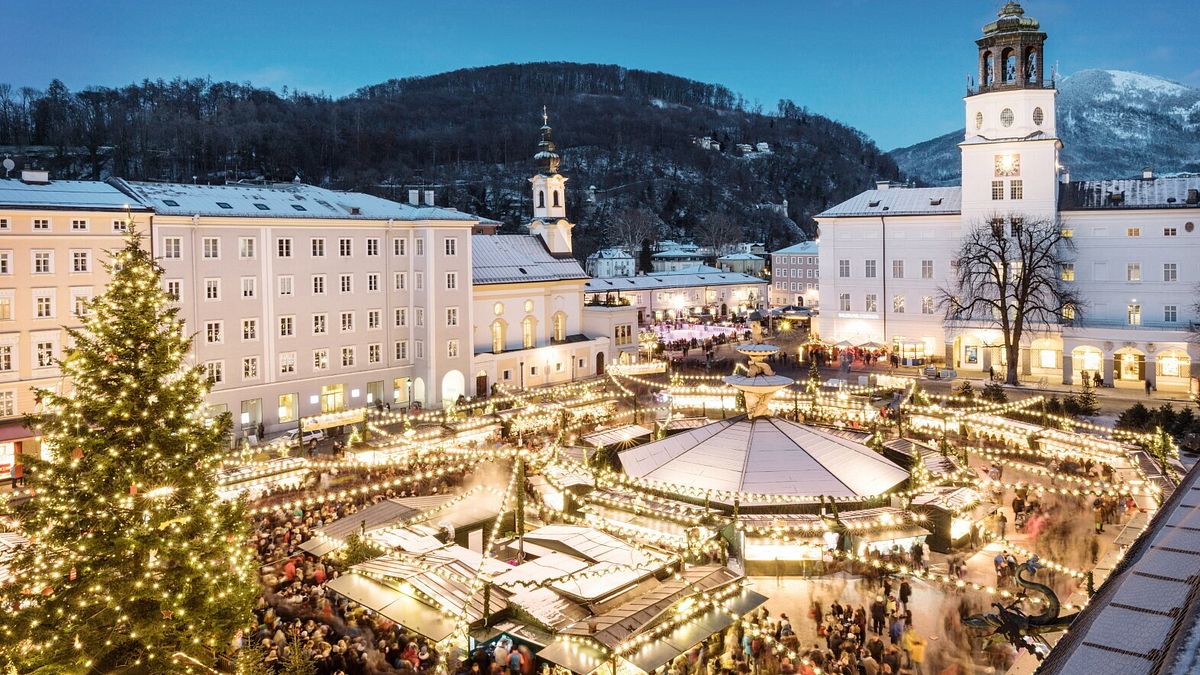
0,421 -> 35,443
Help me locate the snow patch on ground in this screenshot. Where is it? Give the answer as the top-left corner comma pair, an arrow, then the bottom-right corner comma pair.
1106,70 -> 1191,97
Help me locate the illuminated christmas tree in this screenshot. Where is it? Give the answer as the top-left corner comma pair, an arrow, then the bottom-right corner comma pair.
0,227 -> 257,673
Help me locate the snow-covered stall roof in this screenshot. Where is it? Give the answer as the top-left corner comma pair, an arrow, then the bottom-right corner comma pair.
351,550 -> 510,623
581,424 -> 652,448
520,525 -> 673,569
618,416 -> 909,499
324,573 -> 460,642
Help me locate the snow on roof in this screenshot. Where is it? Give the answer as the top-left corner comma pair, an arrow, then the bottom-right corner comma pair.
618,416 -> 909,499
0,179 -> 149,211
472,234 -> 587,285
653,249 -> 707,258
1059,175 -> 1200,210
112,179 -> 475,221
587,247 -> 634,260
816,186 -> 962,218
716,252 -> 763,261
585,271 -> 767,293
772,241 -> 818,255
521,525 -> 672,569
657,264 -> 723,275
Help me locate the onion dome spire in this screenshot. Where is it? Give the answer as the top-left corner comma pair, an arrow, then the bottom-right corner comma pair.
534,105 -> 561,175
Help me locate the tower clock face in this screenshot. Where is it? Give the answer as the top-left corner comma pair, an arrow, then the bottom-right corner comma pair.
995,154 -> 1021,177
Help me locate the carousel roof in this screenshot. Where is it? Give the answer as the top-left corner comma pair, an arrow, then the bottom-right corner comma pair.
618,415 -> 909,499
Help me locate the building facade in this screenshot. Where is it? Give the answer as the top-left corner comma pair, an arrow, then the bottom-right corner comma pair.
716,252 -> 765,275
585,271 -> 767,325
816,2 -> 1200,390
585,247 -> 635,278
769,241 -> 819,308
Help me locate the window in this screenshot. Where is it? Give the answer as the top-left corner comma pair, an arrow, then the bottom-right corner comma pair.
1164,263 -> 1178,282
446,272 -> 457,290
395,341 -> 408,360
341,347 -> 355,367
0,390 -> 14,417
1061,228 -> 1074,238
367,273 -> 380,292
311,238 -> 325,257
33,218 -> 49,230
1127,228 -> 1141,237
312,275 -> 325,295
0,345 -> 11,371
277,237 -> 293,258
614,324 -> 634,346
415,273 -> 423,290
340,311 -> 354,332
865,294 -> 877,313
1010,180 -> 1023,200
202,237 -> 220,259
279,352 -> 296,374
33,251 -> 52,273
1062,304 -> 1076,321
279,316 -> 294,337
204,361 -> 224,384
71,250 -> 90,272
394,272 -> 406,291
1127,304 -> 1141,326
368,343 -> 382,364
921,295 -> 935,314
1164,227 -> 1178,237
1060,263 -> 1074,281
892,260 -> 904,279
367,309 -> 381,330
339,274 -> 352,294
366,238 -> 380,256
1165,305 -> 1178,323
338,238 -> 352,257
447,340 -> 459,358
445,238 -> 457,256
278,393 -> 297,423
35,293 -> 52,318
864,260 -> 876,278
1127,263 -> 1141,282
242,356 -> 259,380
71,219 -> 88,231
0,218 -> 8,231
0,251 -> 9,274
415,341 -> 424,359
491,321 -> 505,354
446,307 -> 459,326
237,318 -> 257,341
920,260 -> 934,279
414,308 -> 424,327
523,317 -> 536,348
415,238 -> 424,256
991,180 -> 1004,200
165,280 -> 181,301
0,295 -> 11,321
205,321 -> 223,344
839,293 -> 850,311
893,294 -> 905,313
395,308 -> 407,327
312,314 -> 327,335
205,278 -> 220,300
71,290 -> 91,317
838,260 -> 850,278
312,349 -> 329,371
278,275 -> 294,296
553,312 -> 566,342
239,277 -> 256,298
32,341 -> 53,368
239,237 -> 256,259
394,238 -> 406,256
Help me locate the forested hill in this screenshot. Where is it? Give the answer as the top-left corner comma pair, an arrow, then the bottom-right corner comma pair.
0,63 -> 901,257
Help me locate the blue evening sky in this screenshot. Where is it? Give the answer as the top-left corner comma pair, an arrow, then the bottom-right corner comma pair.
2,1 -> 1195,149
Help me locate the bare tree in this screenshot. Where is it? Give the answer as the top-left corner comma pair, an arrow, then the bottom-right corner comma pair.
696,212 -> 743,256
940,214 -> 1078,385
609,206 -> 662,252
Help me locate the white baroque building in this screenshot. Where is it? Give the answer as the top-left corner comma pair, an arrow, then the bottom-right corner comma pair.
817,2 -> 1200,392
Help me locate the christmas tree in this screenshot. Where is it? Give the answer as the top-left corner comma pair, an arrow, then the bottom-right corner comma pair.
0,228 -> 257,673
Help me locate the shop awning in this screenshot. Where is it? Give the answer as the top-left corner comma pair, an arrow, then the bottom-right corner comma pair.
325,573 -> 458,642
538,638 -> 612,675
624,588 -> 768,674
582,425 -> 652,448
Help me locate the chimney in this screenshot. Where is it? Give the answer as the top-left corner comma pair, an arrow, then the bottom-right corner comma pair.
20,169 -> 49,185
1060,170 -> 1070,184
423,189 -> 435,206
408,189 -> 420,205
1142,167 -> 1154,180
875,180 -> 892,190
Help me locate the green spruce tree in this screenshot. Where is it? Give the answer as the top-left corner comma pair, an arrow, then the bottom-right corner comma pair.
1073,375 -> 1101,417
0,229 -> 257,673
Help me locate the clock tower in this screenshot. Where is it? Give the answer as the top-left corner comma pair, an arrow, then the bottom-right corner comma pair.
959,2 -> 1061,226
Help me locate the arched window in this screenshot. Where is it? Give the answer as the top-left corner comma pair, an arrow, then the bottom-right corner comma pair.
981,51 -> 993,86
537,190 -> 545,209
522,317 -> 536,349
1025,48 -> 1039,82
491,320 -> 506,354
1001,48 -> 1016,83
552,190 -> 560,207
552,312 -> 566,342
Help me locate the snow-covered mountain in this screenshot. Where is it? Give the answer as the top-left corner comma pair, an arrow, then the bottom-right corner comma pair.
890,69 -> 1200,186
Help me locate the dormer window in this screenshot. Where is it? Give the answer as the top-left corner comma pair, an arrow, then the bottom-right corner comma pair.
868,200 -> 881,208
929,198 -> 943,206
216,202 -> 232,209
291,204 -> 307,211
162,199 -> 179,207
253,203 -> 269,210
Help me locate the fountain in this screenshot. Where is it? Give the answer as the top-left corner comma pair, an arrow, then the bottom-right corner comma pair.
723,344 -> 793,419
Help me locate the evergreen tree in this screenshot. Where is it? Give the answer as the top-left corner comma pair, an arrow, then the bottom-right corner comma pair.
0,228 -> 257,673
1073,376 -> 1101,417
638,238 -> 653,274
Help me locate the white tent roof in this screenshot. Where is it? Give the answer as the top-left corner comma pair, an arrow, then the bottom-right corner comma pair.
618,416 -> 908,498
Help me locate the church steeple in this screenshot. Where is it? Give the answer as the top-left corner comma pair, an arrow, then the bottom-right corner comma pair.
972,2 -> 1049,95
528,108 -> 573,255
534,105 -> 561,175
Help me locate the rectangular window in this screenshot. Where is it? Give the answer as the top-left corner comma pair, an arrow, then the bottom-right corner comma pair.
991,180 -> 1004,200
415,238 -> 424,256
312,314 -> 327,335
0,346 -> 11,371
1127,263 -> 1141,282
33,251 -> 52,274
35,294 -> 53,318
446,272 -> 457,290
1061,227 -> 1074,238
312,349 -> 328,371
864,260 -> 876,278
395,308 -> 407,327
367,273 -> 379,292
415,308 -> 424,327
339,274 -> 352,294
71,250 -> 90,272
165,280 -> 181,301
276,237 -> 293,258
279,316 -> 294,337
838,260 -> 850,278
279,352 -> 296,374
202,237 -> 220,259
395,341 -> 408,360
311,238 -> 325,257
366,238 -> 380,256
394,272 -> 406,291
0,390 -> 15,416
1010,180 -> 1023,200
921,295 -> 935,314
339,238 -> 352,257
340,311 -> 354,332
447,339 -> 459,358
71,219 -> 88,231
865,294 -> 877,313
368,343 -> 382,364
0,218 -> 8,230
1164,263 -> 1178,282
415,272 -> 424,290
921,260 -> 934,279
892,260 -> 904,279
341,347 -> 355,367
278,393 -> 297,423
445,238 -> 457,256
394,238 -> 406,256
312,275 -> 325,295
1164,227 -> 1178,237
205,361 -> 224,384
1165,305 -> 1178,323
278,275 -> 294,296
239,237 -> 256,259
242,318 -> 258,341
1127,304 -> 1141,326
205,278 -> 220,300
35,341 -> 54,368
205,321 -> 222,344
367,309 -> 381,330
446,307 -> 459,326
1127,227 -> 1141,237
72,290 -> 91,317
0,251 -> 9,274
415,341 -> 424,359
893,294 -> 905,313
1061,263 -> 1075,281
240,277 -> 256,298
33,218 -> 49,230
839,293 -> 850,311
242,356 -> 259,380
